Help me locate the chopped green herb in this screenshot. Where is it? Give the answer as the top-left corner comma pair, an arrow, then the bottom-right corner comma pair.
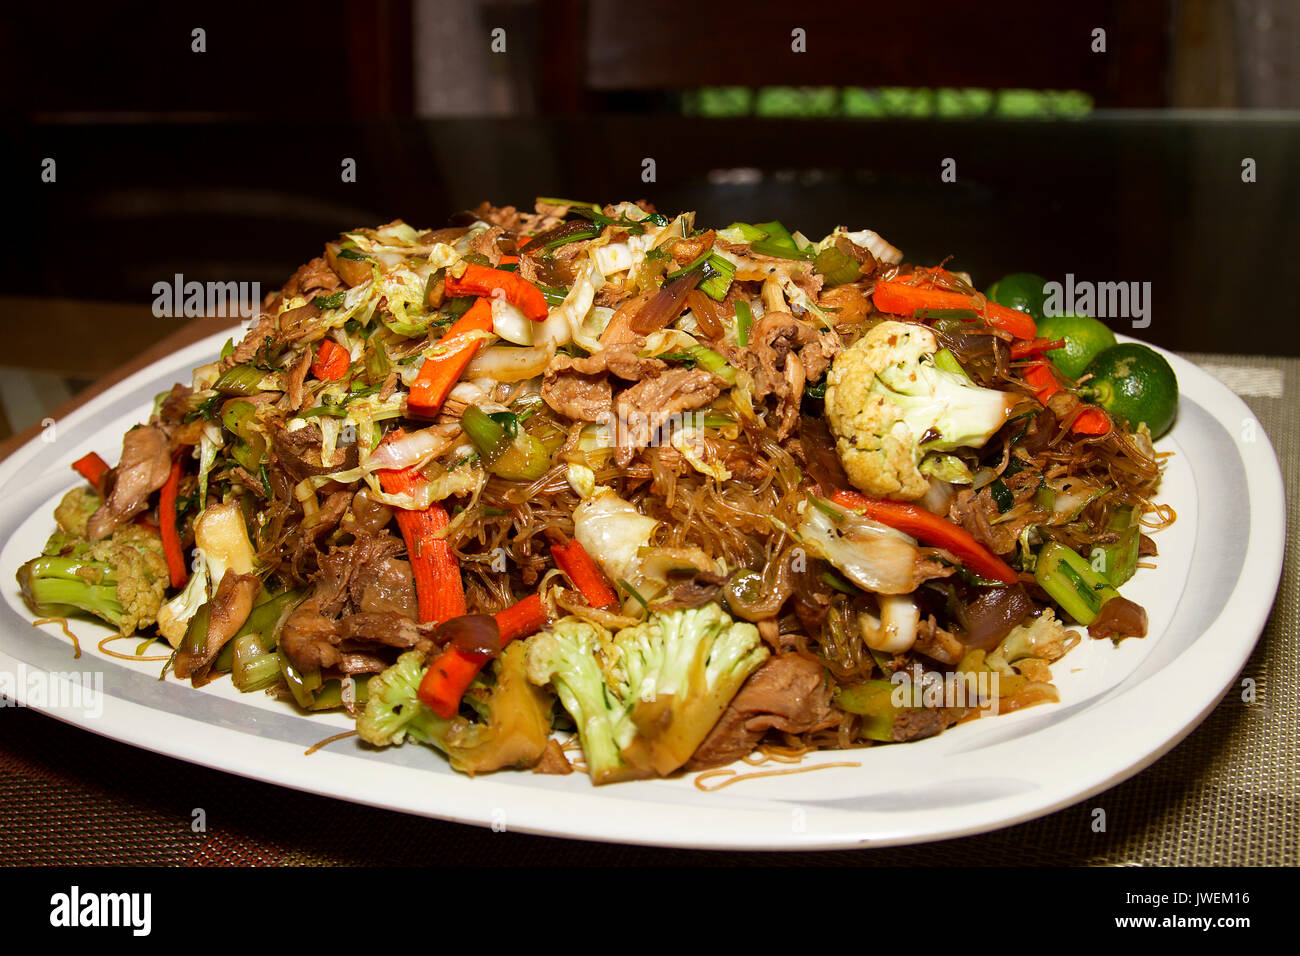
313,291 -> 346,310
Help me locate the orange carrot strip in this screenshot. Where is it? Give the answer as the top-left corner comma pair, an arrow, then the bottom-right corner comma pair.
445,263 -> 549,321
416,592 -> 549,719
551,539 -> 619,608
376,461 -> 466,624
407,298 -> 494,418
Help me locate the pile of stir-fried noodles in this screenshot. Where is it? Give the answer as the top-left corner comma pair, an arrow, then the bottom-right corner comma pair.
18,199 -> 1173,784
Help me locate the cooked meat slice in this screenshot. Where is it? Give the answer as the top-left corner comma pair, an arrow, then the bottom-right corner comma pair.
890,708 -> 962,743
469,225 -> 506,265
541,368 -> 614,423
352,557 -> 417,619
613,368 -> 722,466
337,612 -> 425,649
223,311 -> 282,370
685,654 -> 836,770
736,312 -> 838,439
913,616 -> 965,666
268,421 -> 358,484
311,532 -> 407,618
174,570 -> 261,679
280,607 -> 341,671
281,256 -> 342,299
334,653 -> 392,675
86,425 -> 173,541
471,201 -> 565,235
286,347 -> 312,413
531,738 -> 574,775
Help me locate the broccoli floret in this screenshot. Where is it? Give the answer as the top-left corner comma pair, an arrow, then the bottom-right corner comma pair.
358,643 -> 552,775
17,519 -> 169,636
825,320 -> 1018,500
526,618 -> 644,784
526,606 -> 769,783
616,604 -> 770,776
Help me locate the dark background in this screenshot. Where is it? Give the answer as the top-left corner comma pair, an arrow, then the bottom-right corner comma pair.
1,0 -> 1297,372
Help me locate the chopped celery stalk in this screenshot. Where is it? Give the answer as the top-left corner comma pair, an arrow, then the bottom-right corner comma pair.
490,431 -> 552,481
463,405 -> 550,480
301,404 -> 348,419
1034,541 -> 1119,625
724,222 -> 769,242
813,246 -> 861,287
735,299 -> 753,347
685,346 -> 737,385
233,589 -> 303,651
309,676 -> 371,711
752,220 -> 796,249
932,348 -> 970,380
460,405 -> 512,465
698,253 -> 736,301
230,636 -> 283,692
835,679 -> 928,742
749,240 -> 814,261
221,400 -> 255,435
214,364 -> 268,397
1093,507 -> 1140,587
178,601 -> 212,662
279,656 -> 322,710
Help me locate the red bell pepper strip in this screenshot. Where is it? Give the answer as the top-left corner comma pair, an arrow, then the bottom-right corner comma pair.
1009,337 -> 1065,360
829,490 -> 1020,585
158,454 -> 188,589
1022,362 -> 1111,435
407,297 -> 494,418
311,338 -> 350,381
416,592 -> 549,719
872,279 -> 1038,340
550,538 -> 619,608
376,455 -> 466,625
71,452 -> 110,490
445,263 -> 549,321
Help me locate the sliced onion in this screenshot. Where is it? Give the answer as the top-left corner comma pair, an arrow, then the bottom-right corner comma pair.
436,614 -> 501,659
464,345 -> 552,383
630,272 -> 701,334
364,424 -> 460,472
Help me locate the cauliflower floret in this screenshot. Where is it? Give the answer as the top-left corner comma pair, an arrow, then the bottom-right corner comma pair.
82,525 -> 169,635
824,321 -> 1017,501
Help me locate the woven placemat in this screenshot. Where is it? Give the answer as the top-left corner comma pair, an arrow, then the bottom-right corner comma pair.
1,353 -> 1295,866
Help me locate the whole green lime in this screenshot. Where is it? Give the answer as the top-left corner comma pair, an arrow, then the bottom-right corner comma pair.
1036,312 -> 1117,380
1080,343 -> 1179,439
985,273 -> 1049,321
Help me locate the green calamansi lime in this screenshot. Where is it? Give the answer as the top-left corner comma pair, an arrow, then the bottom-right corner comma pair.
1035,312 -> 1117,380
1080,343 -> 1179,439
985,272 -> 1049,321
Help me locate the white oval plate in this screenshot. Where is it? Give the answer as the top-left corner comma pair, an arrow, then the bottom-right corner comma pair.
0,330 -> 1285,850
